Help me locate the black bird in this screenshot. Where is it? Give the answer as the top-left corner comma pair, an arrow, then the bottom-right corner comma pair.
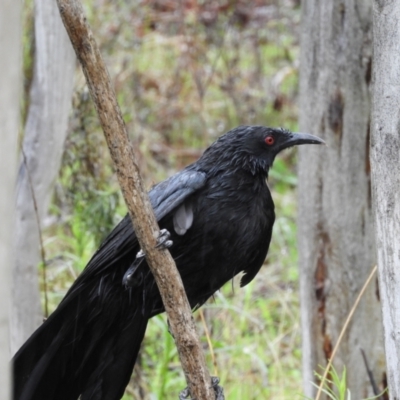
13,125 -> 324,400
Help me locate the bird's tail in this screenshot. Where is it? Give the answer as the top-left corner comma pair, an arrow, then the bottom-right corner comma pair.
13,292 -> 149,400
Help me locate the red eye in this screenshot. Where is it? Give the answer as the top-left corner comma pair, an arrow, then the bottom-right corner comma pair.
265,135 -> 275,146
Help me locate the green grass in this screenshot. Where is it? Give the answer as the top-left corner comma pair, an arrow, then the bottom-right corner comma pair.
304,366 -> 386,400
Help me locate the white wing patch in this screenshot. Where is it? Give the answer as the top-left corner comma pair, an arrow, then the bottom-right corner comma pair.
173,201 -> 193,235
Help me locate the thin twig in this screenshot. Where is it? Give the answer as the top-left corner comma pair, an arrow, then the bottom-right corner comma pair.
21,149 -> 49,318
360,348 -> 381,398
315,265 -> 378,400
56,1 -> 215,399
199,308 -> 219,376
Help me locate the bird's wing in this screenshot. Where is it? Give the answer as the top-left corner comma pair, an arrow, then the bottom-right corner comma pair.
74,169 -> 207,278
151,169 -> 206,236
150,169 -> 206,221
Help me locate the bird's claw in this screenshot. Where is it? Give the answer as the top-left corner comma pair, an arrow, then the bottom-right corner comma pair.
155,228 -> 173,250
134,229 -> 173,259
211,377 -> 225,400
178,377 -> 224,400
135,249 -> 145,259
133,229 -> 173,261
124,230 -> 173,287
179,387 -> 190,400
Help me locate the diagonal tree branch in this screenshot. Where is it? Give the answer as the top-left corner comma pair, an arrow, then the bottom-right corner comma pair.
55,1 -> 215,399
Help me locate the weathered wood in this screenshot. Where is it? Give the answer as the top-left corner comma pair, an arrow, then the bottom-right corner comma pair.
298,1 -> 385,398
11,0 -> 76,355
56,1 -> 215,399
371,2 -> 400,398
0,0 -> 22,396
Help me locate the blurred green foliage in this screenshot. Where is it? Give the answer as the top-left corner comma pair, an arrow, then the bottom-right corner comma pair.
305,366 -> 386,400
25,0 -> 306,398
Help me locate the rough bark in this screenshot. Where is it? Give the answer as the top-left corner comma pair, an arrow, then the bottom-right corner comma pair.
0,0 -> 22,396
298,1 -> 385,398
56,1 -> 215,399
371,2 -> 400,398
11,0 -> 76,355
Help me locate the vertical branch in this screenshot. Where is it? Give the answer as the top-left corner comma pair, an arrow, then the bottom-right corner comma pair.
11,0 -> 75,355
56,1 -> 215,399
21,149 -> 48,318
371,1 -> 400,397
0,0 -> 22,397
298,1 -> 383,398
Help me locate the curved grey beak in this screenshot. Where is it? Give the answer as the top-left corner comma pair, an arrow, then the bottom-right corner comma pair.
278,132 -> 325,152
290,132 -> 325,146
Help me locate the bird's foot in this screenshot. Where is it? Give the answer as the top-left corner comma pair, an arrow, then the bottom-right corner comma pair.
134,229 -> 173,260
123,230 -> 173,287
211,377 -> 225,400
155,228 -> 173,250
123,254 -> 144,287
135,249 -> 145,260
179,377 -> 224,400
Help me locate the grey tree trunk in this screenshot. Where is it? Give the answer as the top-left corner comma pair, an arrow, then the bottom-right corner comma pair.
298,1 -> 385,398
371,2 -> 400,398
0,0 -> 22,397
11,0 -> 75,355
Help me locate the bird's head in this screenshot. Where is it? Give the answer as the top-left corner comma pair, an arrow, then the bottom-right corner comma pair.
200,125 -> 325,176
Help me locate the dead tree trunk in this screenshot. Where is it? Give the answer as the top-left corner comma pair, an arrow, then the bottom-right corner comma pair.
298,1 -> 385,398
11,0 -> 75,355
371,2 -> 400,398
0,0 -> 22,396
